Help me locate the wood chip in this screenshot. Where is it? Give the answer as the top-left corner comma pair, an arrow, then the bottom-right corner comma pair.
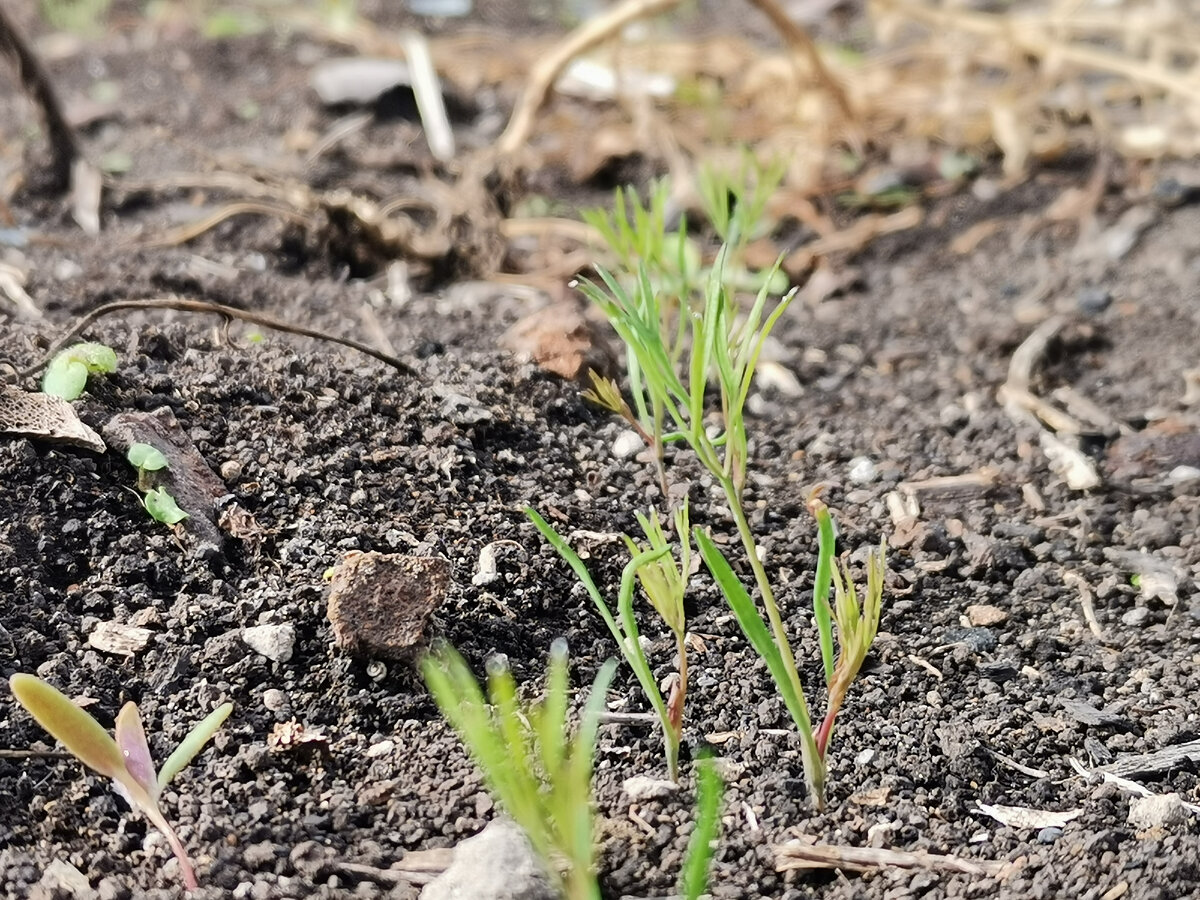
974,802 -> 1082,830
1098,739 -> 1200,779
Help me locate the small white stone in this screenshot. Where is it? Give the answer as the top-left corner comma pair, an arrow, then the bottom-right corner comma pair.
262,689 -> 290,712
848,456 -> 878,484
243,624 -> 296,663
1128,793 -> 1190,830
612,429 -> 644,460
366,739 -> 395,758
855,748 -> 876,766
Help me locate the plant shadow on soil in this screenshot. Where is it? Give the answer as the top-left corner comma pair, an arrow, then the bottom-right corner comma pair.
3,8 -> 1200,900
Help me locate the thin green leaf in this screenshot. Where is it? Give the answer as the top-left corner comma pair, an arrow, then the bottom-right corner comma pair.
680,754 -> 724,900
157,702 -> 232,790
9,674 -> 124,779
526,508 -> 624,648
692,530 -> 812,736
810,497 -> 837,685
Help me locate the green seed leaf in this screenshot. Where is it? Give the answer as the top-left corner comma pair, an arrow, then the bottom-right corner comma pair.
157,702 -> 233,790
9,674 -> 125,779
142,487 -> 188,525
42,343 -> 118,400
127,443 -> 169,472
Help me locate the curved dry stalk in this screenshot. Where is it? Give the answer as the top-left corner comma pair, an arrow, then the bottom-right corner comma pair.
9,297 -> 414,379
497,0 -> 682,157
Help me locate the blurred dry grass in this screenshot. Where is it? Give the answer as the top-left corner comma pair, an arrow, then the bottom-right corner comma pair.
426,0 -> 1200,196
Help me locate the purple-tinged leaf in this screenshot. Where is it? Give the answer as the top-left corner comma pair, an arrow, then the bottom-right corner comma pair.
115,702 -> 158,799
9,674 -> 124,779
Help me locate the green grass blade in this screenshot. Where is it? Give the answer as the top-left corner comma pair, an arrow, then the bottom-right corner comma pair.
692,529 -> 812,736
538,639 -> 570,778
680,754 -> 724,900
810,498 -> 837,685
527,508 -> 626,649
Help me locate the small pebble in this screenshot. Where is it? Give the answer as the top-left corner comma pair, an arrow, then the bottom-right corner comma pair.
1077,286 -> 1112,315
1121,607 -> 1150,627
1037,826 -> 1063,844
848,456 -> 878,484
243,624 -> 296,663
262,688 -> 290,713
612,430 -> 644,460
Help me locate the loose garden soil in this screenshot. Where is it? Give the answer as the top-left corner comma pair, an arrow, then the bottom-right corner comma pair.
2,3 -> 1200,899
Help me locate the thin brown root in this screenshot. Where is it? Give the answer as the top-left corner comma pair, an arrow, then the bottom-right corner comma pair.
14,297 -> 415,380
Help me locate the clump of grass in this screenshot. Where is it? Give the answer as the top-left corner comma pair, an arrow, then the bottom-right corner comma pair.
422,640 -> 611,900
556,164 -> 886,808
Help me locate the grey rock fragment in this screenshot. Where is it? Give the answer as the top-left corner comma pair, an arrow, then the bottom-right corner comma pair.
421,819 -> 559,900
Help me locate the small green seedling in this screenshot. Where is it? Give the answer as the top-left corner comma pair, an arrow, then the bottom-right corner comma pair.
42,342 -> 117,400
422,640 -> 612,900
127,442 -> 169,491
680,754 -> 725,900
124,444 -> 187,525
9,674 -> 232,891
142,487 -> 189,525
527,507 -> 684,781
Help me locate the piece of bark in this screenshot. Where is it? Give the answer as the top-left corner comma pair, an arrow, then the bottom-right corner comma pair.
0,385 -> 105,452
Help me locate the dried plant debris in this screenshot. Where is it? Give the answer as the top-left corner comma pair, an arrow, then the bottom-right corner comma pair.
0,385 -> 105,452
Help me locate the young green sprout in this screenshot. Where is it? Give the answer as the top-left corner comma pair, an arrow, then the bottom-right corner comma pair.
127,442 -> 169,491
422,640 -> 612,900
9,674 -> 232,891
125,443 -> 188,525
42,342 -> 117,400
526,507 -> 686,781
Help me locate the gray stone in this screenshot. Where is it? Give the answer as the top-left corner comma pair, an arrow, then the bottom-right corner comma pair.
243,624 -> 296,663
421,820 -> 559,900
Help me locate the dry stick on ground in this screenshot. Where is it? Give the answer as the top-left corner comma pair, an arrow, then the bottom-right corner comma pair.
775,840 -> 1005,876
0,6 -> 101,233
496,0 -> 853,157
0,5 -> 81,189
10,298 -> 415,380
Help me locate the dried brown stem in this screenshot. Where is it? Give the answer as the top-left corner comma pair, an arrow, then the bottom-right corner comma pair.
11,297 -> 415,380
0,5 -> 82,189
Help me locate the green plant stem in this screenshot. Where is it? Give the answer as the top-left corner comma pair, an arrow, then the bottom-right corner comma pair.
717,473 -> 825,803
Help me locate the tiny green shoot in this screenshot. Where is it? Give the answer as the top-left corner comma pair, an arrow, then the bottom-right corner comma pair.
9,674 -> 232,892
526,507 -> 684,781
422,640 -> 611,900
127,442 -> 169,491
679,754 -> 725,900
142,486 -> 189,525
42,342 -> 117,401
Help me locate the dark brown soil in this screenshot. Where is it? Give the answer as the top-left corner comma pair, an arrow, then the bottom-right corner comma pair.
3,5 -> 1200,900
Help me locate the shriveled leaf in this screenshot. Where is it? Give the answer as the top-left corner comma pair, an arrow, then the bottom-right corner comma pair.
143,487 -> 188,525
157,702 -> 232,790
9,674 -> 124,779
115,702 -> 158,798
127,442 -> 169,472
